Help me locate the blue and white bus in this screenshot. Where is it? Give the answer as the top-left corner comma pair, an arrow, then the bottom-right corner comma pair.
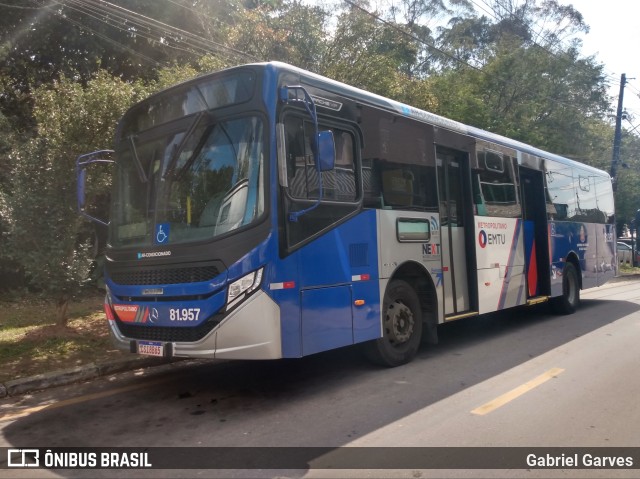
77,62 -> 616,367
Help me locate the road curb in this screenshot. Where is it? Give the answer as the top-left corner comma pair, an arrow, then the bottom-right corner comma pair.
610,273 -> 640,282
0,357 -> 179,398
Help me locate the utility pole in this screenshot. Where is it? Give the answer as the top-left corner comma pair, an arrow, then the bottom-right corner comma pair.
610,73 -> 627,192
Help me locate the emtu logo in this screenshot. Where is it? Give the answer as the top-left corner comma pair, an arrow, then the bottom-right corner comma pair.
478,230 -> 506,248
478,230 -> 488,248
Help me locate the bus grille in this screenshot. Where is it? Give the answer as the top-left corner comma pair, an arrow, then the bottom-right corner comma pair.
109,265 -> 220,286
115,316 -> 222,342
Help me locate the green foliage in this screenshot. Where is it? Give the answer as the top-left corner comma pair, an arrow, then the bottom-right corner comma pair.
615,130 -> 640,228
5,137 -> 92,320
149,55 -> 229,93
319,3 -> 419,97
428,33 -> 609,158
2,72 -> 142,324
226,0 -> 329,69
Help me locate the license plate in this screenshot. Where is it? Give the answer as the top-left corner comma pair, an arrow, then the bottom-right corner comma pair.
137,340 -> 164,357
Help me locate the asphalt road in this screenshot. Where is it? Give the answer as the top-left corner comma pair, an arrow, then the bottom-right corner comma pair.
1,277 -> 640,478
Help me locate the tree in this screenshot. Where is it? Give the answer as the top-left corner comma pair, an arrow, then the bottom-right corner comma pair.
319,2 -> 417,97
387,0 -> 473,76
226,0 -> 329,69
614,128 -> 640,233
2,71 -> 143,324
0,0 -> 240,136
0,109 -> 20,291
425,0 -> 609,156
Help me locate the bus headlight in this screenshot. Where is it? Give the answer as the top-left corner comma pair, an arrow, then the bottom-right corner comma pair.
227,268 -> 264,311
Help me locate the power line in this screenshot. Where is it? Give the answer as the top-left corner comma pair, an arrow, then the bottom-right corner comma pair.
163,0 -> 225,29
473,0 -> 621,90
56,0 -> 258,65
473,0 -> 626,123
61,0 -> 216,59
63,0 -> 227,59
343,0 -> 483,72
469,0 -> 499,20
57,13 -> 164,67
33,0 -> 619,130
343,0 -> 607,116
79,0 -> 257,62
0,1 -> 49,8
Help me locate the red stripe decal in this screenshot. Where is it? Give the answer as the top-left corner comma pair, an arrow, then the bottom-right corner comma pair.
528,239 -> 538,297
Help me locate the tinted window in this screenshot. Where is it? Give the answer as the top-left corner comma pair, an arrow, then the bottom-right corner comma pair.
360,113 -> 437,210
110,116 -> 265,247
284,117 -> 356,202
594,174 -> 614,223
282,115 -> 359,249
573,170 -> 600,222
544,161 -> 575,220
120,71 -> 256,137
474,151 -> 521,218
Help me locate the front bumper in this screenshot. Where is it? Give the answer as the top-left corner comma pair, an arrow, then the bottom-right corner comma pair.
108,290 -> 282,360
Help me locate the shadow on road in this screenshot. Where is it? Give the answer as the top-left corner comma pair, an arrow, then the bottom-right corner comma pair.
3,292 -> 639,476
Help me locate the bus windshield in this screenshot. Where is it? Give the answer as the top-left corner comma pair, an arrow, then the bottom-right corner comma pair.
109,115 -> 265,248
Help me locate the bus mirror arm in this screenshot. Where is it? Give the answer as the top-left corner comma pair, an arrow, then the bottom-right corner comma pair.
279,86 -> 336,222
76,149 -> 115,227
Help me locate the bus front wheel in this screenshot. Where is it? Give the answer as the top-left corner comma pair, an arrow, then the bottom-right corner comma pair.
551,262 -> 580,315
364,280 -> 422,367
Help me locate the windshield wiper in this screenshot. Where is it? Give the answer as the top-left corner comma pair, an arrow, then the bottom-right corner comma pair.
163,111 -> 210,179
175,119 -> 240,184
129,136 -> 148,183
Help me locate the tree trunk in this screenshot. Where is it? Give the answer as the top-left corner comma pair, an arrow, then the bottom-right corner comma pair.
56,295 -> 70,327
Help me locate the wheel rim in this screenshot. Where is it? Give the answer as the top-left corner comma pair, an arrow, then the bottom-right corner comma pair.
384,299 -> 414,344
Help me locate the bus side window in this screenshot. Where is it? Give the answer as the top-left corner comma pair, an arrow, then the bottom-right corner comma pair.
475,151 -> 520,218
362,158 -> 382,208
545,163 -> 574,220
360,108 -> 437,211
282,115 -> 359,249
328,131 -> 356,201
472,170 -> 487,216
381,169 -> 414,207
284,117 -> 356,202
594,175 -> 614,224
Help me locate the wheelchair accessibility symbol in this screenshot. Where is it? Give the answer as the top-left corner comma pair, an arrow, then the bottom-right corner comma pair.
155,223 -> 170,244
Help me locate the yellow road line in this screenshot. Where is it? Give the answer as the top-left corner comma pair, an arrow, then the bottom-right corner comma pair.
471,367 -> 565,416
0,376 -> 169,423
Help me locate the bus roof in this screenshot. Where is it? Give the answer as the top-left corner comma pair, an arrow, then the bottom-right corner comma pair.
261,61 -> 610,178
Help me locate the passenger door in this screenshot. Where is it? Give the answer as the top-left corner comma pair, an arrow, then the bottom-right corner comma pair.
520,167 -> 551,298
436,146 -> 473,318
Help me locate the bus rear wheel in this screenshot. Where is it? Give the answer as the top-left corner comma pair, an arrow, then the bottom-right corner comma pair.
550,262 -> 580,314
364,280 -> 422,367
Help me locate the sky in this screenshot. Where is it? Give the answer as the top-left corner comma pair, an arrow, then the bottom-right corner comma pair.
560,0 -> 640,121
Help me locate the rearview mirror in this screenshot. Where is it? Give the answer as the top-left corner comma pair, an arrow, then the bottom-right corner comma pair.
317,130 -> 335,172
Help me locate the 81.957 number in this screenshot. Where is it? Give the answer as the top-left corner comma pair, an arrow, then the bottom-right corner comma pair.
169,308 -> 201,321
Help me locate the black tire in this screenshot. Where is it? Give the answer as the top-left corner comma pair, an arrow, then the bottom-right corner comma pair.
364,279 -> 422,367
550,262 -> 580,315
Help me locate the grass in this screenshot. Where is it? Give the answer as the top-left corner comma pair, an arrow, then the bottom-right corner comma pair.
618,263 -> 640,275
0,293 -> 131,384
